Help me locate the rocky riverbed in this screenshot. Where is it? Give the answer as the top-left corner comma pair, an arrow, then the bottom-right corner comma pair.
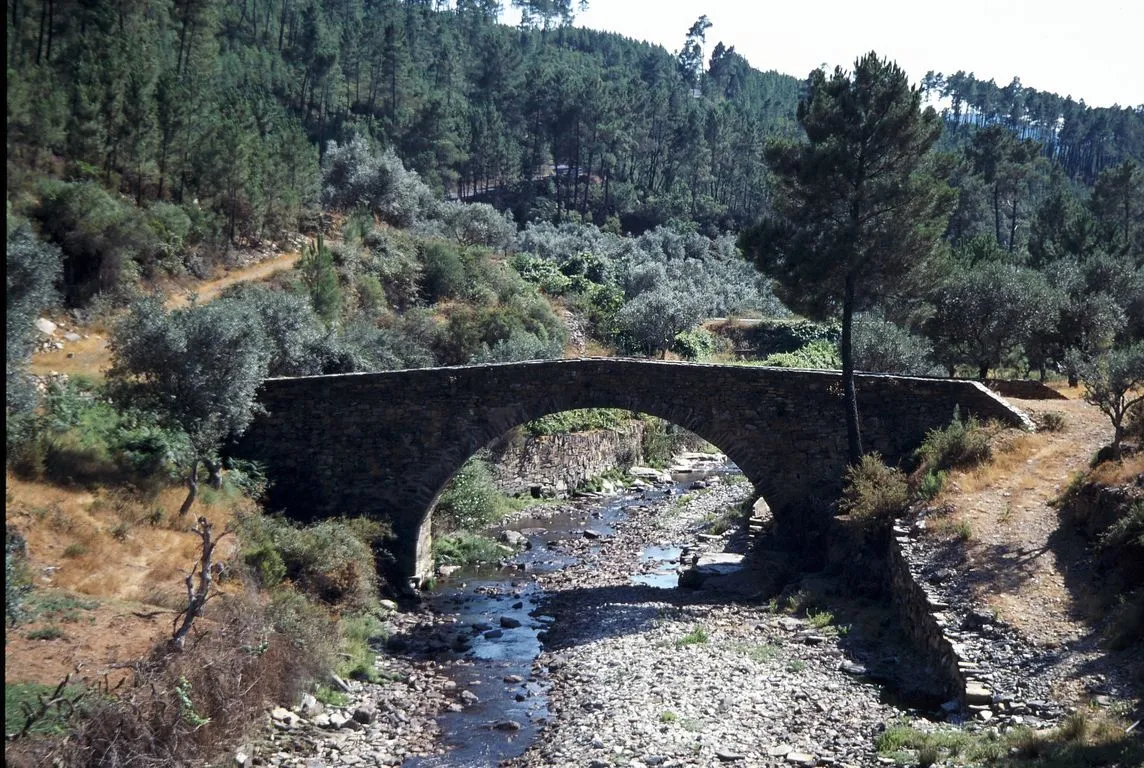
504,477 -> 912,768
244,462 -> 1086,768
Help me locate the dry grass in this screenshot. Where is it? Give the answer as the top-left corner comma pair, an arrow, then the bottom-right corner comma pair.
951,431 -> 1043,494
1047,381 -> 1087,400
579,339 -> 616,358
7,476 -> 246,605
1087,454 -> 1144,486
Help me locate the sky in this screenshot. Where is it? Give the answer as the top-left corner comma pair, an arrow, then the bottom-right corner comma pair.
504,0 -> 1144,108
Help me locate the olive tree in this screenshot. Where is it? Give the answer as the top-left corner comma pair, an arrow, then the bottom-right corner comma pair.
109,297 -> 271,515
926,262 -> 1058,380
6,225 -> 63,414
1068,343 -> 1144,459
617,289 -> 703,358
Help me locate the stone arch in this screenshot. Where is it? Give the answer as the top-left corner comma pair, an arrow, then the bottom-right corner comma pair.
413,403 -> 779,578
239,359 -> 1030,582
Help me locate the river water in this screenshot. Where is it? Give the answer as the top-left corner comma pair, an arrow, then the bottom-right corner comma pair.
405,464 -> 738,767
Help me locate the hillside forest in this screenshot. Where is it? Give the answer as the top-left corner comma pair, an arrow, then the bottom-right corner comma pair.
5,2 -> 1144,764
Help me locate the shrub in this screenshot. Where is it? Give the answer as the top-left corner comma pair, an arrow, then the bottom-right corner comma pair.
838,454 -> 910,523
762,338 -> 840,369
432,532 -> 505,568
6,225 -> 63,414
321,138 -> 434,227
434,452 -> 511,532
1038,412 -> 1068,432
852,314 -> 939,375
5,530 -> 32,627
336,613 -> 387,682
511,252 -> 573,296
640,417 -> 675,468
525,409 -> 633,437
674,327 -> 718,361
434,200 -> 516,249
419,241 -> 466,303
239,516 -> 381,611
915,412 -> 993,473
915,468 -> 947,501
675,625 -> 709,647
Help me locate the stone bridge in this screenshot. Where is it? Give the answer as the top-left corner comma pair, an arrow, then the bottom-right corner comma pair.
239,359 -> 1031,581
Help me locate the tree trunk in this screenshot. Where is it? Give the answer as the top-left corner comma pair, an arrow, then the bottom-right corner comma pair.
179,459 -> 199,516
205,459 -> 223,489
993,184 -> 1002,246
171,516 -> 221,650
841,272 -> 863,466
978,363 -> 989,381
1008,194 -> 1019,252
1068,371 -> 1078,388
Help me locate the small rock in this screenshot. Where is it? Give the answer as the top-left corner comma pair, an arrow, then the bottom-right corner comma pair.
459,690 -> 480,707
503,675 -> 524,684
716,751 -> 745,762
500,616 -> 522,629
839,661 -> 867,676
965,683 -> 993,704
484,629 -> 504,639
583,529 -> 601,540
493,719 -> 522,731
352,706 -> 375,725
976,709 -> 994,722
500,530 -> 528,547
785,753 -> 816,765
299,694 -> 323,718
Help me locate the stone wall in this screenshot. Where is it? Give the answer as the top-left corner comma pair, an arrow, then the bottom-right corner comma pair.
984,379 -> 1069,400
887,525 -> 999,709
886,528 -> 967,702
239,359 -> 1033,579
488,421 -> 646,497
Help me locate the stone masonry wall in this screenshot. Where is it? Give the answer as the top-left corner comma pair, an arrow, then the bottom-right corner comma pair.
489,421 -> 646,497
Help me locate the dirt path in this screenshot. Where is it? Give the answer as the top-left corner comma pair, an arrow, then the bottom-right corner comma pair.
30,250 -> 301,379
951,397 -> 1110,647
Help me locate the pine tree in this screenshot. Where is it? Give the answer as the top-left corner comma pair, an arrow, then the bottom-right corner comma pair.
740,52 -> 953,464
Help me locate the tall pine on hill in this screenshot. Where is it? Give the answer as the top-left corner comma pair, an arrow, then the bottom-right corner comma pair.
741,52 -> 954,464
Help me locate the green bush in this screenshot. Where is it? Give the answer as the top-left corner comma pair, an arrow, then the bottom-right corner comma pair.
432,531 -> 506,568
336,613 -> 387,682
511,252 -> 573,295
10,378 -> 182,489
762,338 -> 840,369
640,416 -> 674,468
420,241 -> 466,303
239,516 -> 382,610
434,452 -> 512,532
915,468 -> 947,501
838,454 -> 910,523
265,588 -> 336,676
915,411 -> 992,473
525,408 -> 633,436
5,530 -> 32,628
674,327 -> 718,361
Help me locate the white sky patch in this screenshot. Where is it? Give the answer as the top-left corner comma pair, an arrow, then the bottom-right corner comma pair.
502,0 -> 1143,108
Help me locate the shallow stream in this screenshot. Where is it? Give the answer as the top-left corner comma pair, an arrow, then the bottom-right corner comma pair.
404,464 -> 737,766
